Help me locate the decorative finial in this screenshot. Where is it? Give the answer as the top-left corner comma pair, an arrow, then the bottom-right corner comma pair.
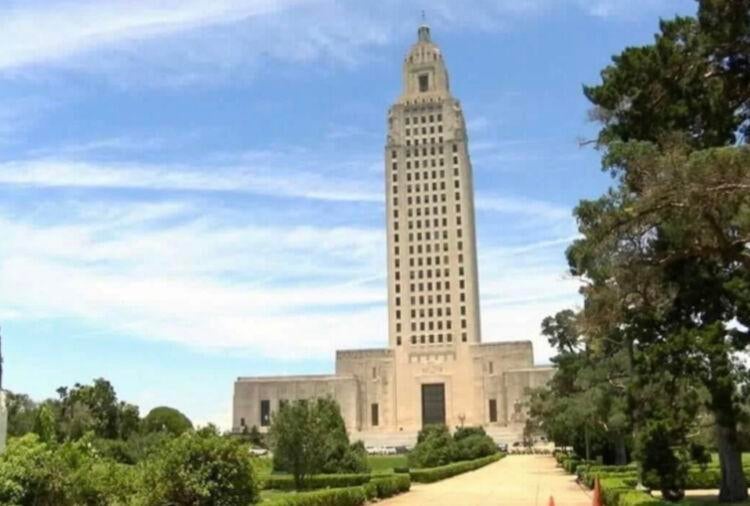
421,10 -> 426,23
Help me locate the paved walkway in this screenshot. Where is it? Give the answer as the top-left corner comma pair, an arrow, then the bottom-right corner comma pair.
379,455 -> 591,506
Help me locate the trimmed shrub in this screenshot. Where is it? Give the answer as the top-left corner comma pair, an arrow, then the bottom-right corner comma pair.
264,486 -> 367,506
454,433 -> 497,461
263,473 -> 371,491
408,424 -> 457,468
410,454 -> 502,483
370,474 -> 411,498
264,477 -> 409,506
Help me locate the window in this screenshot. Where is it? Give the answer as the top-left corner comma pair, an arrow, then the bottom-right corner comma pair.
240,417 -> 246,427
371,403 -> 379,426
260,400 -> 271,427
419,74 -> 429,92
489,361 -> 494,374
372,366 -> 377,379
489,399 -> 498,423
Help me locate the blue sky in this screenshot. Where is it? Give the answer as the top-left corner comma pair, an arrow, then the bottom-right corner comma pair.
0,0 -> 695,428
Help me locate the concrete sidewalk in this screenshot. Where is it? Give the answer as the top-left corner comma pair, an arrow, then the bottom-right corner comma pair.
378,454 -> 591,506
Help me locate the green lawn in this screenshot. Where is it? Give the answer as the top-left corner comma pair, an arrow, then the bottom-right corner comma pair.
368,454 -> 408,475
258,489 -> 296,503
709,453 -> 750,466
250,456 -> 273,481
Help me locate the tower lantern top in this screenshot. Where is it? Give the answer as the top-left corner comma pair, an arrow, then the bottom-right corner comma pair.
418,24 -> 431,43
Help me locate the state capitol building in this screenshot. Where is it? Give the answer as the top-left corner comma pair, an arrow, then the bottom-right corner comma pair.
233,24 -> 553,445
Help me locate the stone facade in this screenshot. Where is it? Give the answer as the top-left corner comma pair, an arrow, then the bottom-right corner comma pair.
232,25 -> 554,445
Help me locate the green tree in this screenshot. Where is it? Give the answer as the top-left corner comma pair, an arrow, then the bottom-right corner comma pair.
33,404 -> 57,443
142,406 -> 193,436
118,402 -> 140,439
269,397 -> 367,489
5,392 -> 38,437
570,1 -> 750,499
529,309 -> 633,464
584,5 -> 749,148
269,399 -> 324,489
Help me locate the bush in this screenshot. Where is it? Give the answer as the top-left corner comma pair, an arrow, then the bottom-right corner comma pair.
455,433 -> 497,461
264,486 -> 368,506
410,454 -> 502,483
0,434 -> 137,506
408,425 -> 457,468
138,428 -> 259,506
264,473 -> 371,491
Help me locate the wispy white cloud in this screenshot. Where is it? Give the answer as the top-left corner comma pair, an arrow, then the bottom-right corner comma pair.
0,181 -> 578,363
0,0 -> 690,84
0,157 -> 579,225
0,0 -> 298,71
0,157 -> 382,203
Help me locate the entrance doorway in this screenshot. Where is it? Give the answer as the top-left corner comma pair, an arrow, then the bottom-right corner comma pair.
421,383 -> 446,426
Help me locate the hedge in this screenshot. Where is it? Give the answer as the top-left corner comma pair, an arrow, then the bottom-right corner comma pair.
263,474 -> 371,491
409,453 -> 503,483
263,487 -> 367,506
264,475 -> 411,506
368,474 -> 411,498
578,465 -> 750,491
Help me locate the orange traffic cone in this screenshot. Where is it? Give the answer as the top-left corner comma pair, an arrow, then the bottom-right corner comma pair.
592,478 -> 602,506
548,496 -> 556,506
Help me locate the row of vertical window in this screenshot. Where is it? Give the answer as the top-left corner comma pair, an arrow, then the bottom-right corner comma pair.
407,331 -> 469,345
406,125 -> 443,135
393,204 -> 461,219
405,113 -> 442,125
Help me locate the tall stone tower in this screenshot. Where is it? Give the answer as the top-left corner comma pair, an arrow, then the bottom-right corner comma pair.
385,24 -> 484,428
386,24 -> 481,350
233,24 -> 555,442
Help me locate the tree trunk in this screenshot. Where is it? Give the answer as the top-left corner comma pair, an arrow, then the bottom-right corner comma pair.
716,423 -> 748,502
614,434 -> 628,465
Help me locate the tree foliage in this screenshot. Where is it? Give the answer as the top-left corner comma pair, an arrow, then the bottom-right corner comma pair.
269,397 -> 369,490
531,1 -> 750,501
139,426 -> 258,506
142,406 -> 193,436
408,425 -> 497,468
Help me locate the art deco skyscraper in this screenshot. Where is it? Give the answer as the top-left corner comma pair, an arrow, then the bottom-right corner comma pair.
386,24 -> 482,351
233,24 -> 554,437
